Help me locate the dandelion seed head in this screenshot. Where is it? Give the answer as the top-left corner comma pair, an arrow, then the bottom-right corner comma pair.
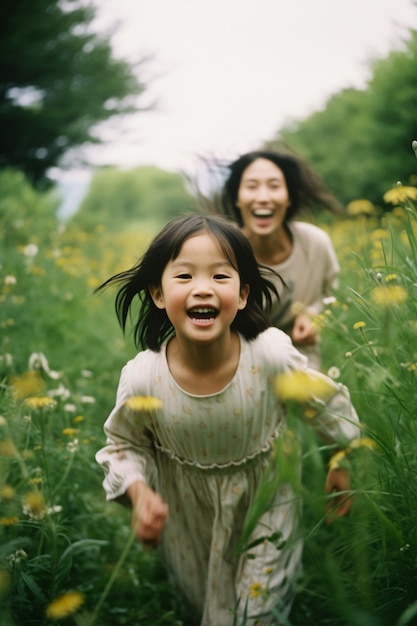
327,366 -> 340,380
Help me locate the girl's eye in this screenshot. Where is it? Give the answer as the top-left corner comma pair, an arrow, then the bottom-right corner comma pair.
214,274 -> 229,280
176,273 -> 191,280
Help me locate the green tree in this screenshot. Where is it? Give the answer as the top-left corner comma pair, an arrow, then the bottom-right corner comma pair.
271,22 -> 417,208
71,165 -> 198,231
0,0 -> 145,186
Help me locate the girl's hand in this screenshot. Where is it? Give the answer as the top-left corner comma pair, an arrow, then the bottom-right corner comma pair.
291,313 -> 317,346
127,480 -> 169,547
325,467 -> 353,523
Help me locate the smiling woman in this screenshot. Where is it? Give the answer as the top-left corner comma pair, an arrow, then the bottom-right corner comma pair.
219,149 -> 343,370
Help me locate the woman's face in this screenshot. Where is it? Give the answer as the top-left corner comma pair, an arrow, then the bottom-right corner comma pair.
236,158 -> 291,236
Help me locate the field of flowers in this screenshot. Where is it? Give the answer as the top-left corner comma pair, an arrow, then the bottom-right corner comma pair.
1,167 -> 417,625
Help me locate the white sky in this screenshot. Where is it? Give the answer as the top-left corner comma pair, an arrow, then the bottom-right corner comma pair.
55,0 -> 417,194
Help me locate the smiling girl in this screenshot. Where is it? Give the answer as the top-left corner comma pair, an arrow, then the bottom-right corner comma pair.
95,214 -> 359,626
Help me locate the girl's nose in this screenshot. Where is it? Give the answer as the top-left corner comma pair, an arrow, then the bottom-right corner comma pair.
192,278 -> 213,295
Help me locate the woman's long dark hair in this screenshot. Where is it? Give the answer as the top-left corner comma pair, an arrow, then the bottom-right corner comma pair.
221,150 -> 343,227
96,214 -> 280,351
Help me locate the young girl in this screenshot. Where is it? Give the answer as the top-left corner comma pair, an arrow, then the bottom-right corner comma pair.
95,214 -> 359,626
219,150 -> 342,370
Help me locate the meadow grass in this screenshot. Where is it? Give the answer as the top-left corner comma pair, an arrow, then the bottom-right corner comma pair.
1,173 -> 417,625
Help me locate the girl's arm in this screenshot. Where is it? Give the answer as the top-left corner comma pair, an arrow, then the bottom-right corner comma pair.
127,480 -> 168,546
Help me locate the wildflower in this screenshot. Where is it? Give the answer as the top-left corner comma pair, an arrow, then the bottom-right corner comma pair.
346,199 -> 376,216
10,370 -> 44,400
46,590 -> 85,619
7,549 -> 28,565
275,370 -> 335,403
0,516 -> 19,525
73,415 -> 84,424
63,403 -> 77,412
24,396 -> 57,410
0,485 -> 15,501
348,437 -> 377,451
80,395 -> 96,404
323,296 -> 337,306
62,428 -> 79,437
4,275 -> 17,285
328,449 -> 347,470
370,285 -> 407,307
22,491 -> 46,520
67,439 -> 79,453
48,384 -> 71,399
0,353 -> 13,367
0,415 -> 7,427
249,582 -> 266,598
22,243 -> 39,257
0,440 -> 18,457
353,321 -> 366,330
385,274 -> 398,282
383,185 -> 417,205
124,396 -> 163,411
81,369 -> 93,378
327,366 -> 340,380
28,352 -> 61,380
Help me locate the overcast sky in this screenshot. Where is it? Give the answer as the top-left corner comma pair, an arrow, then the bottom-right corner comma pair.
54,0 -> 417,203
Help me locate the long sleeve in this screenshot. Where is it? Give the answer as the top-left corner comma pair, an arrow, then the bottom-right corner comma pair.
95,362 -> 159,501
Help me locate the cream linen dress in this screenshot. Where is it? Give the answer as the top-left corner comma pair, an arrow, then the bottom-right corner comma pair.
96,327 -> 360,626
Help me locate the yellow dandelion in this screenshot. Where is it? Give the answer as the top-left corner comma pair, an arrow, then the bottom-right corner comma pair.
73,415 -> 84,424
0,440 -> 18,457
46,590 -> 85,620
370,285 -> 407,307
10,370 -> 44,400
124,396 -> 163,411
0,516 -> 19,526
348,437 -> 377,451
346,199 -> 376,216
22,491 -> 45,519
385,274 -> 398,282
249,582 -> 266,599
24,396 -> 57,410
62,428 -> 79,437
328,450 -> 347,470
383,185 -> 417,205
0,485 -> 15,501
275,370 -> 335,403
353,321 -> 366,330
304,407 -> 318,419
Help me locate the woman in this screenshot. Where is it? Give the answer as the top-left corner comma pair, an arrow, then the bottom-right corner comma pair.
220,150 -> 342,370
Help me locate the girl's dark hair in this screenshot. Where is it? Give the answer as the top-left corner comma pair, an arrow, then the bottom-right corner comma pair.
96,214 -> 279,351
221,150 -> 343,227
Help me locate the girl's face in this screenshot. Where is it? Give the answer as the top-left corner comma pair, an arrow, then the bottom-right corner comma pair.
151,232 -> 249,345
236,158 -> 291,236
